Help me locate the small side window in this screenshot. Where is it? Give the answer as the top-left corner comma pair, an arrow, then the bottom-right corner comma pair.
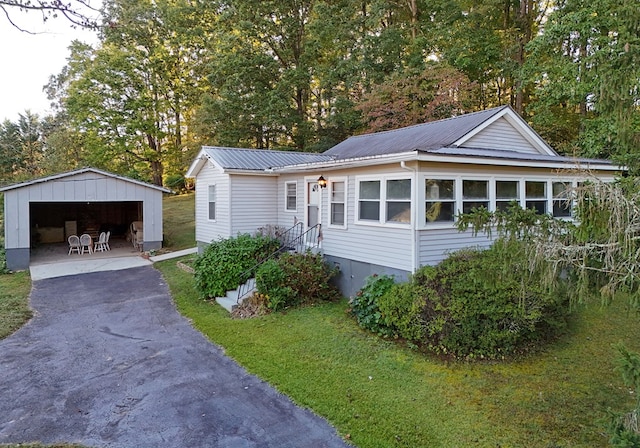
208,185 -> 216,220
285,182 -> 297,211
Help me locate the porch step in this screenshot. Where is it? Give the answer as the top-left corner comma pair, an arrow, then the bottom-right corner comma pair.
215,278 -> 256,312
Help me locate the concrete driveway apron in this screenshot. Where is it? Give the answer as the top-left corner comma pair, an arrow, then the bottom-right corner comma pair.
0,266 -> 351,447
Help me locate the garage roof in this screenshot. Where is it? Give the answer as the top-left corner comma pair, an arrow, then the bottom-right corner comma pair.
0,167 -> 172,193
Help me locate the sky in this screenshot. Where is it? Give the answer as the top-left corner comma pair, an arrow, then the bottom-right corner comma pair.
0,11 -> 98,123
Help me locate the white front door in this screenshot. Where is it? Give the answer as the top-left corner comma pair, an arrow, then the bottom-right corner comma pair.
306,181 -> 321,228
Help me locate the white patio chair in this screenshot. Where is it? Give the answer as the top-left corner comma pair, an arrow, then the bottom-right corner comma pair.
94,232 -> 107,252
68,235 -> 81,255
104,231 -> 111,250
79,233 -> 93,254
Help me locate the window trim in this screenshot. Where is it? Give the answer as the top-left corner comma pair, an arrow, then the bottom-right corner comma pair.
284,181 -> 297,212
355,175 -> 413,227
328,177 -> 348,229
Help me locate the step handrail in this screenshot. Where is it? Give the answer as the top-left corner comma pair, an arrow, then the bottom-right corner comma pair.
235,223 -> 322,304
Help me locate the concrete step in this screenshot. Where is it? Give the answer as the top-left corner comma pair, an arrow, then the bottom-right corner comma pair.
215,278 -> 257,312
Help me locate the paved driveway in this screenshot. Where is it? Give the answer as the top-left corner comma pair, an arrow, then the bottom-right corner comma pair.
0,266 -> 350,447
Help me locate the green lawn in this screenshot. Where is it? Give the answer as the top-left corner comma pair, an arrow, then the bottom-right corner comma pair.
161,192 -> 196,250
1,192 -> 639,447
156,258 -> 640,448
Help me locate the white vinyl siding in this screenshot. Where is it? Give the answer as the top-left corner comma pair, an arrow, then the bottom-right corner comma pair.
462,116 -> 538,154
194,164 -> 231,244
418,227 -> 494,266
229,175 -> 278,235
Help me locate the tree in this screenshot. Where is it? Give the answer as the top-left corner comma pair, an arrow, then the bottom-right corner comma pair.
0,0 -> 100,30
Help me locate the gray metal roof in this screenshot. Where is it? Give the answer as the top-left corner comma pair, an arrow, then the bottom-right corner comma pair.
423,147 -> 615,166
324,106 -> 509,159
0,167 -> 172,193
202,146 -> 333,170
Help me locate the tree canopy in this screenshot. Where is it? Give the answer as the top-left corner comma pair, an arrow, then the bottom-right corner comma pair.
0,0 -> 638,186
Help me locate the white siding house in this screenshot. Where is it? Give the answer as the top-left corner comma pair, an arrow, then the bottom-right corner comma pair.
187,106 -> 622,296
1,168 -> 171,271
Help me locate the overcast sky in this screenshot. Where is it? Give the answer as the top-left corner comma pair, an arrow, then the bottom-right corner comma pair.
0,11 -> 98,123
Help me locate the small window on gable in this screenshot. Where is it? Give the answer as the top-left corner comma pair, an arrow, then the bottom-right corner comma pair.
330,180 -> 346,226
208,185 -> 216,220
285,182 -> 297,211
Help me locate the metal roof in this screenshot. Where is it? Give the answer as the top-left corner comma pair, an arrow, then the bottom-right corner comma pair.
202,146 -> 333,170
324,106 -> 509,159
0,167 -> 172,193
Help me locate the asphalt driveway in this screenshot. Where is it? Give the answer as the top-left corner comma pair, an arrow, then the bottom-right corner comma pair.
0,266 -> 350,447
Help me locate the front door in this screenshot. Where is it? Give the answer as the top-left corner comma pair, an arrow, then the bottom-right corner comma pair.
306,181 -> 321,228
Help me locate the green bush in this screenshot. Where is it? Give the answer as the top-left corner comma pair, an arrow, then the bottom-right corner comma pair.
256,251 -> 341,311
194,233 -> 280,299
378,282 -> 425,342
415,240 -> 569,359
349,274 -> 396,337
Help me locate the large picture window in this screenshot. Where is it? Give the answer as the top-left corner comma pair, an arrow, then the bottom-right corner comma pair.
425,179 -> 455,222
330,180 -> 346,226
208,185 -> 216,220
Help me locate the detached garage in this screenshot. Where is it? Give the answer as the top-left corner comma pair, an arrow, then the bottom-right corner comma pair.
1,167 -> 171,271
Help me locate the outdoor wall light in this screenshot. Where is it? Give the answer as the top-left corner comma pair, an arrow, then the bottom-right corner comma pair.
317,175 -> 328,188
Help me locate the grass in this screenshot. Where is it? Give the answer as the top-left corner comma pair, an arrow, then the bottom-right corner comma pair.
161,192 -> 195,250
157,257 -> 640,447
2,192 -> 640,447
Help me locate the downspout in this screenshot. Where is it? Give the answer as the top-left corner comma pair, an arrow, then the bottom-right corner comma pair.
400,161 -> 419,274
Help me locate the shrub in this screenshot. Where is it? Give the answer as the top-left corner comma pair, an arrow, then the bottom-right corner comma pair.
349,274 -> 396,337
256,251 -> 341,311
378,282 -> 425,342
415,240 -> 569,359
193,233 -> 280,299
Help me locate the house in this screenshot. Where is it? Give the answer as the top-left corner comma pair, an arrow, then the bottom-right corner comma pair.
186,106 -> 621,297
1,167 -> 171,271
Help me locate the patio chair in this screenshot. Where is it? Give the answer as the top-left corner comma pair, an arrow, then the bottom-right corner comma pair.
104,231 -> 111,251
68,235 -> 81,255
94,232 -> 107,252
79,233 -> 93,254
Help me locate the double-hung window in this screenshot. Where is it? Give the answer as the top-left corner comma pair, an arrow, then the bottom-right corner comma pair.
386,179 -> 411,223
358,180 -> 381,221
357,178 -> 411,224
462,180 -> 489,213
495,180 -> 520,212
526,181 -> 547,214
208,185 -> 216,220
330,180 -> 346,226
285,182 -> 297,211
425,179 -> 455,222
552,181 -> 572,217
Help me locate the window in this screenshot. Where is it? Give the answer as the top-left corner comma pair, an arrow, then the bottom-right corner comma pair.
552,182 -> 572,217
386,179 -> 411,222
425,179 -> 455,222
208,185 -> 216,220
330,180 -> 346,226
495,180 -> 520,211
462,180 -> 489,213
358,180 -> 380,221
526,181 -> 547,214
285,182 -> 297,211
